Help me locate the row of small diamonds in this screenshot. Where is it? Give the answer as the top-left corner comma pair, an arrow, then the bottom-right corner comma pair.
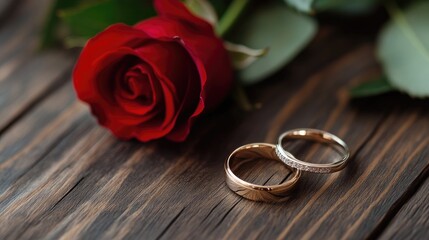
275,148 -> 331,173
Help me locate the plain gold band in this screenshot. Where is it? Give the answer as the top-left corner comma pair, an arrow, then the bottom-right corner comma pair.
225,143 -> 301,202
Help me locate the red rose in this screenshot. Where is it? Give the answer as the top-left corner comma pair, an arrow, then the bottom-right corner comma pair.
73,0 -> 233,142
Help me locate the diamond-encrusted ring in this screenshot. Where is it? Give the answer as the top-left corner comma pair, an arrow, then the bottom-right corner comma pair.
225,143 -> 301,202
276,129 -> 350,174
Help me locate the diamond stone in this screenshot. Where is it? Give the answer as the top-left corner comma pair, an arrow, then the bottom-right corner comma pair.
276,147 -> 332,173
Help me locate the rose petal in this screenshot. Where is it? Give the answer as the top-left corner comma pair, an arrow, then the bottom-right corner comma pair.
114,64 -> 160,116
91,47 -> 161,118
136,17 -> 232,108
74,24 -> 151,102
154,0 -> 213,32
136,17 -> 233,140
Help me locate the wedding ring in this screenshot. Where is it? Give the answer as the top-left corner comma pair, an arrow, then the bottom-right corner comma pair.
276,129 -> 350,174
225,143 -> 301,202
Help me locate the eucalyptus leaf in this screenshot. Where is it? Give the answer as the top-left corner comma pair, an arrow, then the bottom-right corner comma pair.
285,0 -> 378,14
224,41 -> 268,70
284,0 -> 314,13
230,2 -> 316,84
59,0 -> 156,40
314,0 -> 375,12
185,0 -> 218,26
350,76 -> 394,98
378,1 -> 429,97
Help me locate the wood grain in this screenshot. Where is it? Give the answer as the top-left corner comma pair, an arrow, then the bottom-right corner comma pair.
0,1 -> 429,240
379,165 -> 429,240
0,0 -> 73,133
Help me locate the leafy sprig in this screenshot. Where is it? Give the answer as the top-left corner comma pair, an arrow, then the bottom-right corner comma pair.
42,0 -> 429,99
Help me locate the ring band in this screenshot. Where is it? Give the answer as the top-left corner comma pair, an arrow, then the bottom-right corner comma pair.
225,143 -> 301,202
275,129 -> 350,174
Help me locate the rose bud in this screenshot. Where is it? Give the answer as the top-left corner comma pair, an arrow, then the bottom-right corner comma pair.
73,0 -> 233,142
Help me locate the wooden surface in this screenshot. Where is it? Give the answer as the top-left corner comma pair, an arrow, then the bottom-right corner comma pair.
1,1 -> 429,239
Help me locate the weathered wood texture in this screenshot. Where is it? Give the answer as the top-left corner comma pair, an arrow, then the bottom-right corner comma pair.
380,166 -> 429,240
1,1 -> 429,240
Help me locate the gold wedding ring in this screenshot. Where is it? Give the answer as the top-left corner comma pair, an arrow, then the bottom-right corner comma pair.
225,143 -> 301,202
275,128 -> 350,174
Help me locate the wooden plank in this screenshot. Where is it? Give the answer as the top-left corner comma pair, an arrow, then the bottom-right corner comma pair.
0,82 -> 85,193
0,0 -> 52,81
379,166 -> 429,240
144,46 -> 402,240
0,52 -> 74,131
0,82 -> 115,239
0,1 -> 429,239
0,44 -> 403,240
0,0 -> 74,134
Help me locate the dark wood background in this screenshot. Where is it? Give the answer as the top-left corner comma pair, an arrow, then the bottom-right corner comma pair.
1,0 -> 428,239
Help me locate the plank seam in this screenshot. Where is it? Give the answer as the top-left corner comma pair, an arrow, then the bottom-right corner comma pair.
0,67 -> 72,138
50,176 -> 86,211
210,199 -> 242,234
10,176 -> 86,240
367,158 -> 429,240
201,195 -> 228,223
155,207 -> 186,240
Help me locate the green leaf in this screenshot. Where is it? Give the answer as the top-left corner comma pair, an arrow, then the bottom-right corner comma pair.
378,1 -> 429,97
208,0 -> 229,17
59,0 -> 156,40
185,0 -> 218,26
349,76 -> 394,98
216,0 -> 250,36
229,2 -> 316,84
224,41 -> 268,70
284,0 -> 378,14
317,0 -> 377,14
284,0 -> 314,13
40,0 -> 86,48
63,37 -> 89,48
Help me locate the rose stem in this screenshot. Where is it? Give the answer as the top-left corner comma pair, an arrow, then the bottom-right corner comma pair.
216,0 -> 250,37
217,0 -> 254,111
